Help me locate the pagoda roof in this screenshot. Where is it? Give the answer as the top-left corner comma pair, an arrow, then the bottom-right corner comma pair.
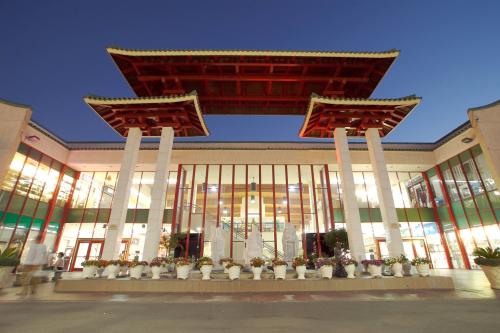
299,95 -> 421,138
84,93 -> 209,137
107,47 -> 399,115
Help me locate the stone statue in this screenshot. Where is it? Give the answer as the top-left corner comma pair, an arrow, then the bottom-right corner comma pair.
210,226 -> 225,269
244,227 -> 263,266
282,222 -> 298,266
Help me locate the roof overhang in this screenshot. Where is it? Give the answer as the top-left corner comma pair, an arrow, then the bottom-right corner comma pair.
299,95 -> 421,138
107,47 -> 399,115
84,93 -> 209,137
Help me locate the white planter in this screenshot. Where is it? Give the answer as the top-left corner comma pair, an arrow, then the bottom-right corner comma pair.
222,261 -> 231,274
274,265 -> 287,280
151,266 -> 162,280
82,266 -> 97,279
0,266 -> 14,288
295,265 -> 306,280
107,265 -> 119,279
344,264 -> 356,279
251,266 -> 263,280
200,265 -> 213,280
391,263 -> 403,277
129,265 -> 144,279
320,265 -> 333,279
368,264 -> 382,278
119,266 -> 128,276
176,265 -> 190,280
228,266 -> 241,280
479,265 -> 500,289
416,264 -> 430,277
96,267 -> 105,278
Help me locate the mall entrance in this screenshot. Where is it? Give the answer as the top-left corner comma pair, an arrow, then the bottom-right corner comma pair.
69,239 -> 130,271
375,238 -> 430,262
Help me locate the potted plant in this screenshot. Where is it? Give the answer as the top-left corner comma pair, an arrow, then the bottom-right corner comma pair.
163,256 -> 174,273
292,257 -> 307,280
95,259 -> 108,278
129,260 -> 147,279
105,260 -> 120,279
175,258 -> 192,280
250,257 -> 265,280
411,257 -> 431,277
198,256 -> 214,280
118,260 -> 129,276
219,257 -> 233,273
0,248 -> 19,288
226,262 -> 243,280
81,260 -> 98,279
399,255 -> 412,276
362,259 -> 384,278
384,255 -> 404,278
315,258 -> 335,279
340,257 -> 357,279
272,259 -> 288,280
150,258 -> 163,279
473,247 -> 500,289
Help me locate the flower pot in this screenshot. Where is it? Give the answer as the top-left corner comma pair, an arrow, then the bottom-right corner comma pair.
251,266 -> 263,280
391,263 -> 403,278
479,265 -> 500,289
151,266 -> 162,280
96,267 -> 105,278
403,262 -> 412,276
130,265 -> 144,279
107,265 -> 119,279
82,266 -> 97,279
167,263 -> 175,273
119,266 -> 128,276
0,266 -> 14,288
222,262 -> 231,274
274,265 -> 287,280
228,266 -> 241,280
416,263 -> 430,277
319,265 -> 333,279
344,264 -> 356,279
200,265 -> 213,280
295,265 -> 306,280
176,265 -> 190,280
368,264 -> 382,278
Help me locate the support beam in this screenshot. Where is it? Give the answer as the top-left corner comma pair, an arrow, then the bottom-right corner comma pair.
365,128 -> 404,257
142,127 -> 174,261
333,128 -> 366,264
102,128 -> 142,260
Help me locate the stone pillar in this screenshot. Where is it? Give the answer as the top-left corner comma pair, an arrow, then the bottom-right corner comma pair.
0,100 -> 31,184
333,128 -> 366,263
468,100 -> 500,188
142,127 -> 174,261
365,128 -> 404,257
102,128 -> 142,260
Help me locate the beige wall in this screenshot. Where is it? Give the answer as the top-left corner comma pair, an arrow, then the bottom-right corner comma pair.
433,127 -> 478,165
22,124 -> 70,164
0,100 -> 32,184
468,100 -> 500,187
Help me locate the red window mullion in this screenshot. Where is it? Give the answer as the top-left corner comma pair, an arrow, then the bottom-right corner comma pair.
245,165 -> 249,239
310,165 -> 322,257
40,165 -> 67,242
435,166 -> 473,269
216,165 -> 222,228
324,165 -> 335,231
170,164 -> 183,234
230,165 -> 235,258
200,165 -> 209,256
285,165 -> 291,223
272,165 -> 277,258
184,165 -> 197,258
53,171 -> 81,253
298,165 -> 307,259
258,165 -> 262,232
421,172 -> 453,268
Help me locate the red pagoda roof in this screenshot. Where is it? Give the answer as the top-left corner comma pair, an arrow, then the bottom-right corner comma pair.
299,95 -> 421,138
107,48 -> 399,115
84,93 -> 209,137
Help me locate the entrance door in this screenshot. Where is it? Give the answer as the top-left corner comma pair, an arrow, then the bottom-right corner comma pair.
376,238 -> 430,262
70,239 -> 130,271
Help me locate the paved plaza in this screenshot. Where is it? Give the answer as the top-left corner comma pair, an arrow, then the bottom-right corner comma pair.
0,270 -> 498,333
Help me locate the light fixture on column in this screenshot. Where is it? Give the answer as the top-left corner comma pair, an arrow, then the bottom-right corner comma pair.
250,177 -> 257,192
210,185 -> 218,192
282,197 -> 287,204
278,208 -> 282,214
219,200 -> 223,205
223,207 -> 228,215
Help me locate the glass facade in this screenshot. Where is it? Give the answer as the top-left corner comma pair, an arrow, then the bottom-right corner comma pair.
1,142 -> 499,271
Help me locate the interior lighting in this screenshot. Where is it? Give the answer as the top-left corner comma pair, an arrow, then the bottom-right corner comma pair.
250,195 -> 256,204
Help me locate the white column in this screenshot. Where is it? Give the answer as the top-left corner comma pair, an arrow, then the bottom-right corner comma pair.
142,127 -> 174,261
333,128 -> 366,264
365,128 -> 404,257
102,128 -> 142,260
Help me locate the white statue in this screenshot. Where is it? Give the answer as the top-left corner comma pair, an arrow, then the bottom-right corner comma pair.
244,227 -> 263,266
210,226 -> 225,269
282,222 -> 298,266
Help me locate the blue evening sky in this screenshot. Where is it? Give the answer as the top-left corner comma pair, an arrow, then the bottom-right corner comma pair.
1,1 -> 499,143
